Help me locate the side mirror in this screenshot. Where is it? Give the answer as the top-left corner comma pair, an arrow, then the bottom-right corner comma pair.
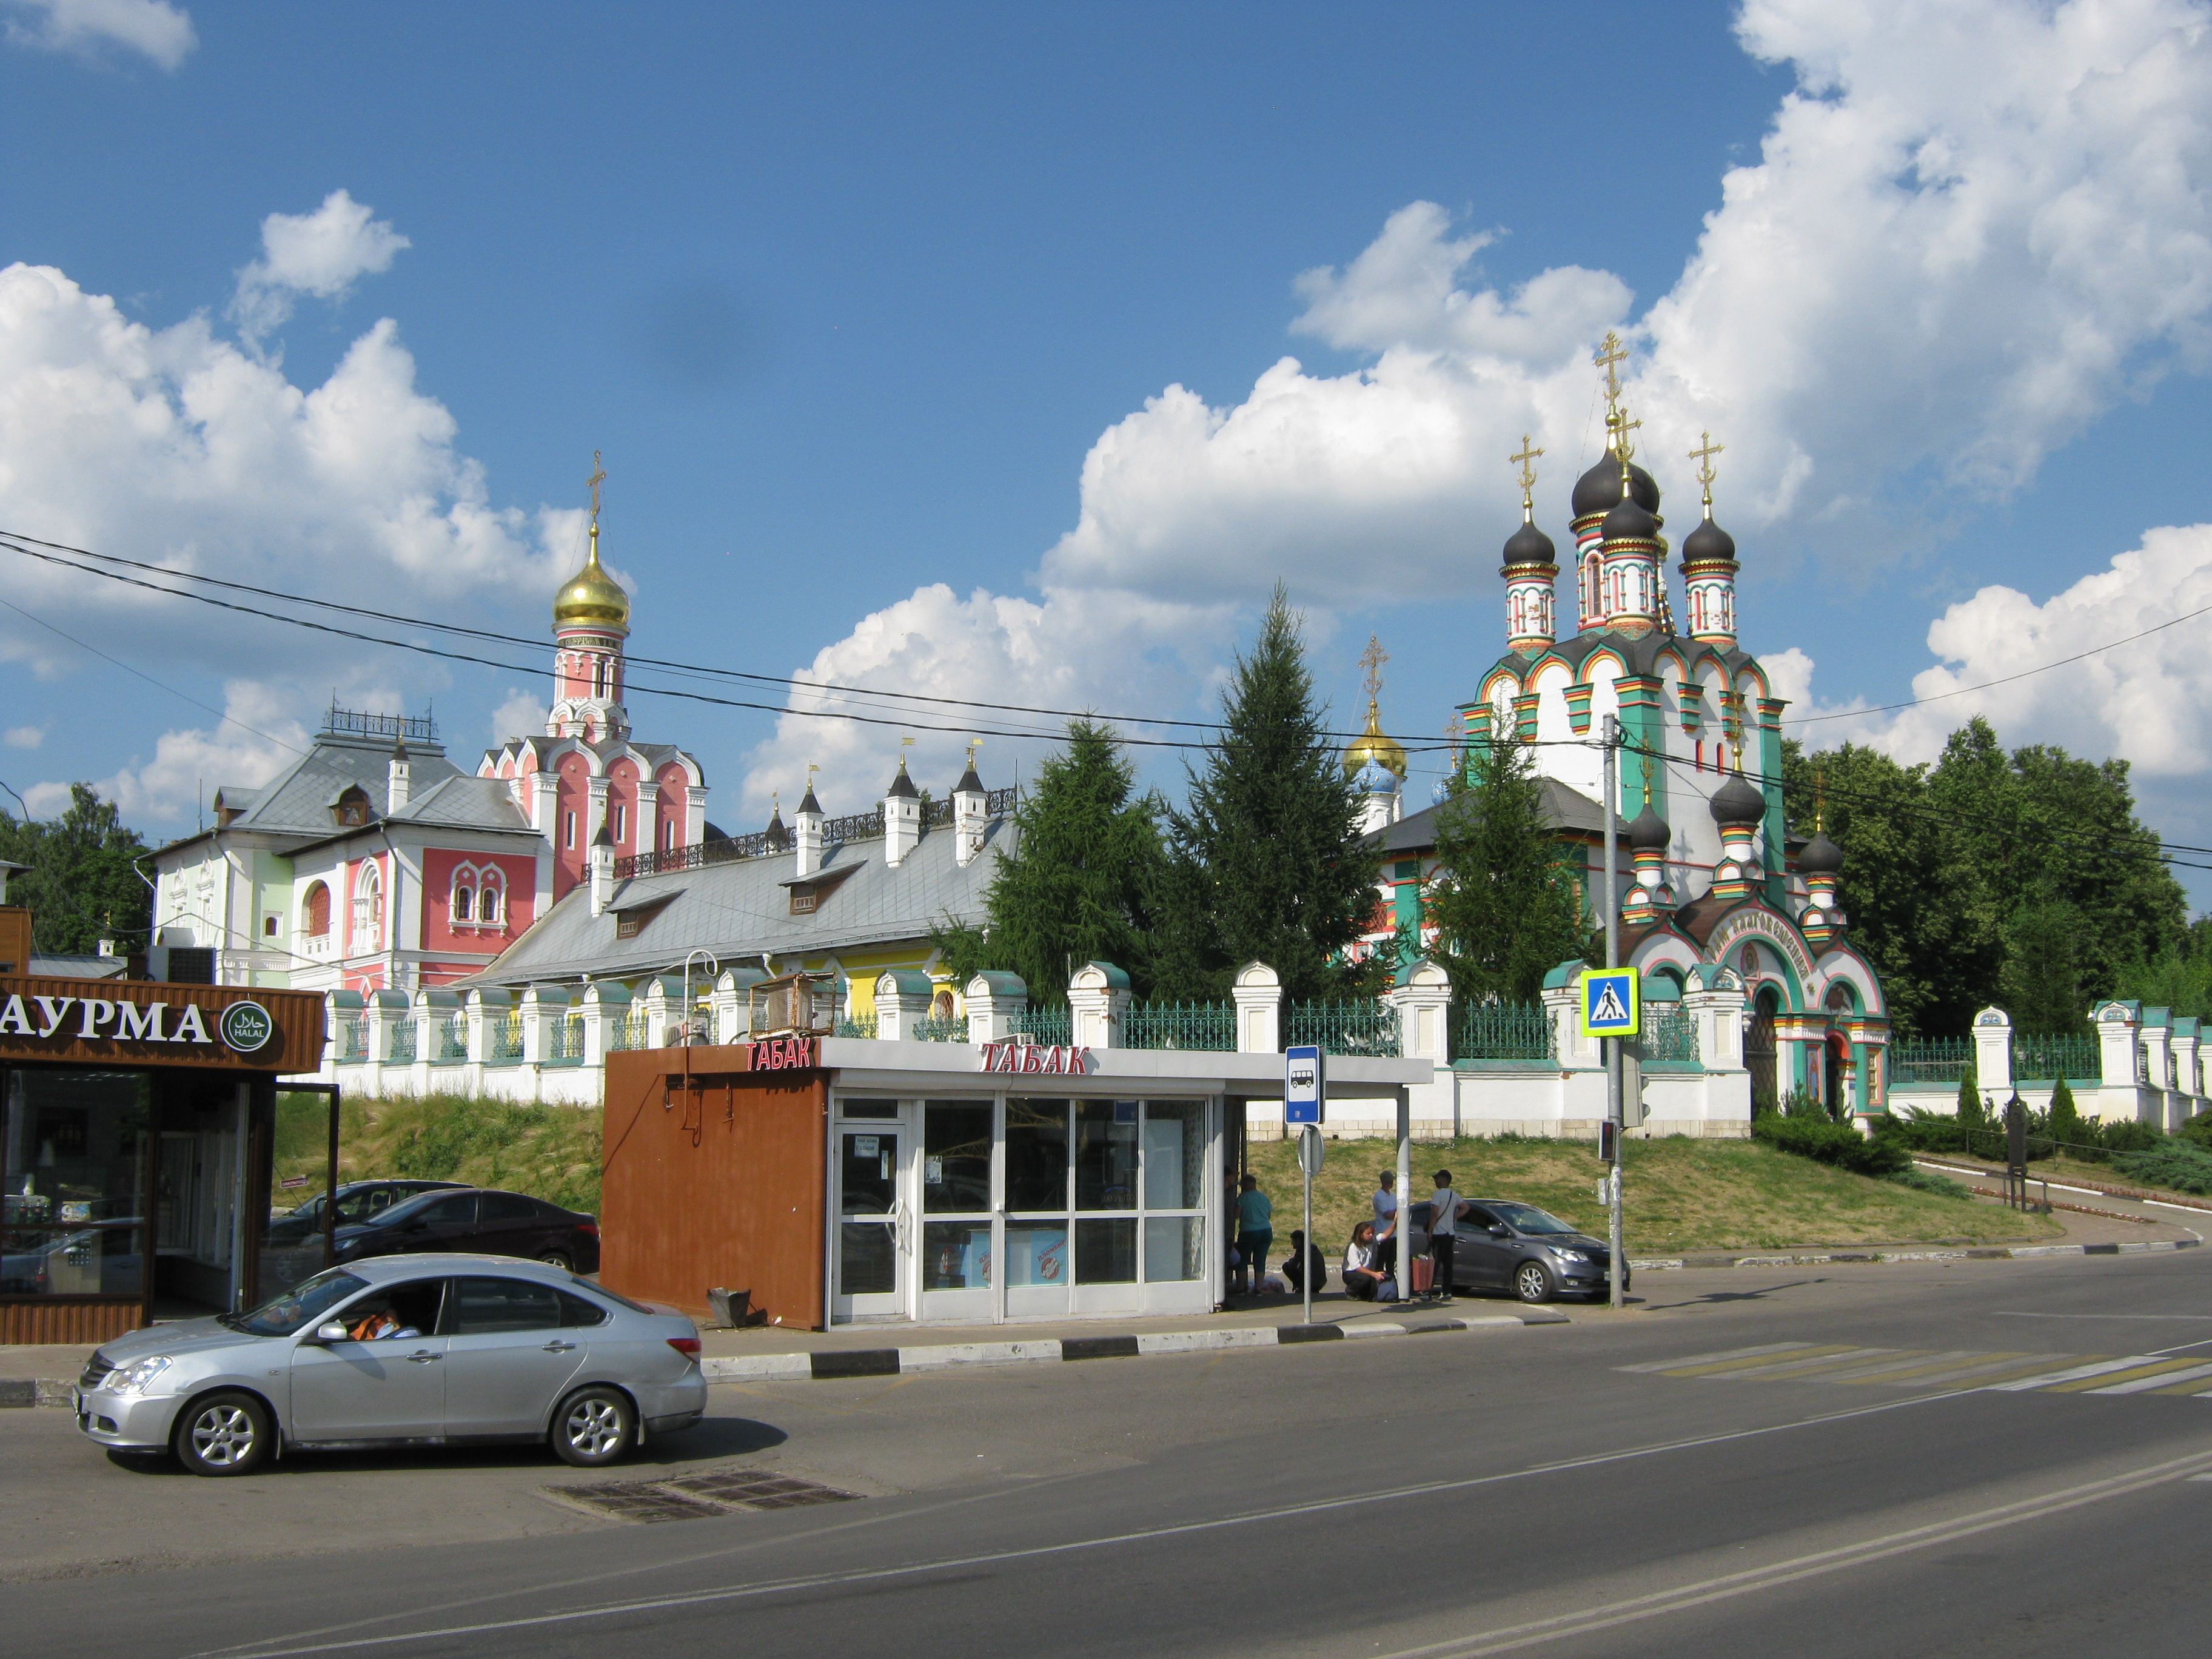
311,1320 -> 349,1343
1489,1224 -> 1510,1237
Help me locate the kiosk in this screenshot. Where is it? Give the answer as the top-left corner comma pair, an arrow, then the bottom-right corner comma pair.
0,976 -> 327,1344
600,1035 -> 1426,1328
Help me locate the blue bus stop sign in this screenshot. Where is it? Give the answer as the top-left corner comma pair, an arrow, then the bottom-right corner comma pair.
1284,1044 -> 1324,1124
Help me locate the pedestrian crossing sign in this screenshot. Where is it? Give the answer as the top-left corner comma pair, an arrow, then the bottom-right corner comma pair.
1579,969 -> 1640,1038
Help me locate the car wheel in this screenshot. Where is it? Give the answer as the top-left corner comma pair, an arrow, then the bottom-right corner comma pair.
173,1390 -> 272,1476
1513,1261 -> 1557,1305
536,1249 -> 574,1271
552,1385 -> 635,1468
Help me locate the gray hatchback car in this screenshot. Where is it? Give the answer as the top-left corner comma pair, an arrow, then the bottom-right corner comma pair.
73,1253 -> 706,1476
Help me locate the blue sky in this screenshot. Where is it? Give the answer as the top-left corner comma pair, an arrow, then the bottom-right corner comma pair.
3,0 -> 2210,900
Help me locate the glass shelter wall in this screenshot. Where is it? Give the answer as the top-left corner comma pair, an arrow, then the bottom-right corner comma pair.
829,1090 -> 1218,1323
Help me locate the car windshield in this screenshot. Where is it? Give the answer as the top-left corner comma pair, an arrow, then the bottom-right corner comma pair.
1490,1202 -> 1579,1236
359,1190 -> 443,1228
229,1269 -> 368,1336
283,1193 -> 326,1221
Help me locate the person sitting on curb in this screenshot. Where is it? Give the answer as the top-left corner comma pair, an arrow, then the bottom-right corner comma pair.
1342,1221 -> 1384,1301
1281,1228 -> 1327,1296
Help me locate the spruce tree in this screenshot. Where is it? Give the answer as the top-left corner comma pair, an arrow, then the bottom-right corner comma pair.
1152,586 -> 1384,1002
2048,1076 -> 2085,1155
932,721 -> 1163,1003
1424,732 -> 1587,1005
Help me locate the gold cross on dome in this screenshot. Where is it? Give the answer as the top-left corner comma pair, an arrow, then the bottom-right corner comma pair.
1509,435 -> 1544,491
1593,331 -> 1629,404
586,451 -> 607,525
1359,634 -> 1389,702
1610,411 -> 1641,465
1688,431 -> 1724,486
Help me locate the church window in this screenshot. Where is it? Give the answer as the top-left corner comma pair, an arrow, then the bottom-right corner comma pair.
453,882 -> 474,922
334,786 -> 371,828
263,914 -> 280,938
789,884 -> 817,915
613,802 -> 627,843
478,871 -> 504,924
662,818 -> 674,852
564,811 -> 577,849
352,863 -> 383,949
303,882 -> 330,937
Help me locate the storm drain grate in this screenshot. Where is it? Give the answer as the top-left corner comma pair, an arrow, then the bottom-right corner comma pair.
554,1471 -> 857,1524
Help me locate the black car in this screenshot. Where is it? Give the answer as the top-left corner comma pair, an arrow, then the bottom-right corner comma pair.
1407,1198 -> 1624,1304
330,1187 -> 601,1273
265,1179 -> 470,1245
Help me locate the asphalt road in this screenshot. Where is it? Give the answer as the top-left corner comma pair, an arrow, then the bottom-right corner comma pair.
10,1250 -> 2212,1657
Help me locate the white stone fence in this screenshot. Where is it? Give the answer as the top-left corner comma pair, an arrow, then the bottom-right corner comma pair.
1888,1004 -> 2210,1131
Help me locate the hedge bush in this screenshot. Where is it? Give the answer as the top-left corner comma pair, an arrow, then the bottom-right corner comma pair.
2111,1140 -> 2212,1197
1752,1111 -> 1911,1177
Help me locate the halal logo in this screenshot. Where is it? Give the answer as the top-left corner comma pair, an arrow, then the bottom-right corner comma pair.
218,1000 -> 275,1054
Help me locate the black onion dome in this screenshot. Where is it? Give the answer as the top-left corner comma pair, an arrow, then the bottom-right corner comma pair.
1627,804 -> 1671,852
1501,520 -> 1557,568
1798,831 -> 1844,875
1710,771 -> 1766,828
1681,517 -> 1737,566
1570,451 -> 1660,518
1601,492 -> 1657,543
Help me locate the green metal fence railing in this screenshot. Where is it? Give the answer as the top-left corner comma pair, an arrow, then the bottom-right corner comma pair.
1891,1037 -> 1973,1085
2014,1033 -> 2101,1084
338,1016 -> 366,1062
435,1015 -> 468,1062
1453,1002 -> 1555,1062
833,1013 -> 879,1039
387,1017 -> 418,1065
1011,1005 -> 1073,1047
1123,1001 -> 1235,1052
1286,999 -> 1401,1058
1641,1005 -> 1700,1065
490,1013 -> 524,1064
911,1014 -> 971,1042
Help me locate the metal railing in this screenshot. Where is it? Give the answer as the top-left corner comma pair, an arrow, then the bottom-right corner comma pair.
1123,1000 -> 1235,1051
1891,1037 -> 1974,1085
338,1016 -> 366,1062
2014,1033 -> 2101,1084
435,1015 -> 468,1062
387,1017 -> 418,1065
606,1008 -> 652,1051
1641,1006 -> 1700,1064
616,830 -> 783,880
833,1013 -> 879,1039
909,1014 -> 970,1042
546,1013 -> 586,1064
323,705 -> 435,743
490,1014 -> 524,1064
1011,1004 -> 1073,1047
1287,999 -> 1400,1057
1453,1002 -> 1555,1062
820,807 -> 885,844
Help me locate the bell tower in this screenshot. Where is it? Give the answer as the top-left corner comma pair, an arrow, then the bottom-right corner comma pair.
549,451 -> 632,744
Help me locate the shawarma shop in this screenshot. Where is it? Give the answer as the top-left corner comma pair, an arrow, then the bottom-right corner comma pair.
0,976 -> 328,1345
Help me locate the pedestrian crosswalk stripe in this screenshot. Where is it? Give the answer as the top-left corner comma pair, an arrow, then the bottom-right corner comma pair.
1988,1356 -> 2169,1391
1642,1344 -> 1865,1378
1883,1353 -> 2084,1386
1795,1350 -> 1999,1383
1713,1347 -> 1902,1379
2094,1361 -> 2212,1396
1617,1342 -> 1818,1373
2040,1357 -> 2212,1393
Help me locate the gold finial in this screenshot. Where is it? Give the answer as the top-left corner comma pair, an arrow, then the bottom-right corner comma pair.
1688,431 -> 1724,518
1509,435 -> 1544,521
1813,766 -> 1826,834
1640,746 -> 1655,808
1359,634 -> 1389,703
966,738 -> 982,768
898,734 -> 914,771
586,450 -> 607,529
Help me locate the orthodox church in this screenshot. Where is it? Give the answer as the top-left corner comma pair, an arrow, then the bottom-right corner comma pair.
151,466 -> 706,996
1353,337 -> 1892,1116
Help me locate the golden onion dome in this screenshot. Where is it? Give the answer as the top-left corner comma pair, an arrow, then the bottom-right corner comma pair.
552,525 -> 631,631
1342,698 -> 1407,782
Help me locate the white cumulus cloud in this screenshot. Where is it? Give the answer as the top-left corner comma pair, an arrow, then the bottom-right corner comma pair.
3,725 -> 44,749
231,190 -> 412,345
2,0 -> 195,70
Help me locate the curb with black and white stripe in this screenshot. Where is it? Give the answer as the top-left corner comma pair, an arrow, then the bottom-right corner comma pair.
702,1307 -> 1569,1383
1628,1238 -> 2204,1272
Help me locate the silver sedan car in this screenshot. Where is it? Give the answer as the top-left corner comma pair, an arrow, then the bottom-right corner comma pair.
73,1253 -> 706,1476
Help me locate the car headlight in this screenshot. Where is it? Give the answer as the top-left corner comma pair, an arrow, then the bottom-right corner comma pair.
1550,1248 -> 1590,1264
109,1355 -> 173,1394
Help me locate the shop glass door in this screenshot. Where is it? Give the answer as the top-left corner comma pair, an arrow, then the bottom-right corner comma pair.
833,1112 -> 907,1319
1003,1099 -> 1070,1316
918,1100 -> 994,1322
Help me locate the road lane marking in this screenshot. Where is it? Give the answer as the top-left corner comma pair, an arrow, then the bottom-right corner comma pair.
1616,1342 -> 1818,1373
192,1389 -> 1987,1659
2040,1357 -> 2212,1393
1368,1447 -> 2212,1659
1649,1344 -> 1867,1378
2094,1361 -> 2212,1395
1704,1348 -> 1906,1380
1988,1356 -> 2171,1390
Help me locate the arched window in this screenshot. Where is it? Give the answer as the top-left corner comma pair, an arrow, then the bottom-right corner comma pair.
452,880 -> 474,922
352,863 -> 383,948
478,869 -> 504,925
303,882 -> 330,938
334,786 -> 371,828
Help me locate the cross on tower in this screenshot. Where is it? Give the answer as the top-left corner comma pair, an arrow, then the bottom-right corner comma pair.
586,451 -> 607,525
1359,634 -> 1389,702
1593,331 -> 1629,405
1609,410 -> 1641,465
1509,434 -> 1544,495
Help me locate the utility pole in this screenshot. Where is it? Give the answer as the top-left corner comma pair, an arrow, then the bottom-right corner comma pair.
1603,715 -> 1624,1312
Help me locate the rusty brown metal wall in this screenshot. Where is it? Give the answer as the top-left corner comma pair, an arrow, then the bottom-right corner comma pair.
600,1047 -> 828,1329
0,1299 -> 146,1346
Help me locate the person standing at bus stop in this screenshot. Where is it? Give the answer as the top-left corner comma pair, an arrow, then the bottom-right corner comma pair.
1372,1170 -> 1399,1281
1235,1174 -> 1273,1297
1427,1169 -> 1464,1302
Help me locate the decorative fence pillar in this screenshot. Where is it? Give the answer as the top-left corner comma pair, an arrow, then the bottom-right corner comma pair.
1971,1007 -> 2013,1094
1387,959 -> 1452,1064
2140,1008 -> 2176,1127
2174,1019 -> 2202,1103
520,984 -> 569,1065
875,970 -> 934,1041
581,980 -> 632,1066
1069,961 -> 1131,1048
1541,959 -> 1602,1072
1682,966 -> 1749,1073
414,988 -> 460,1091
640,977 -> 682,1048
2092,1000 -> 2142,1122
965,971 -> 1028,1042
465,987 -> 511,1065
363,988 -> 407,1067
1232,962 -> 1282,1054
